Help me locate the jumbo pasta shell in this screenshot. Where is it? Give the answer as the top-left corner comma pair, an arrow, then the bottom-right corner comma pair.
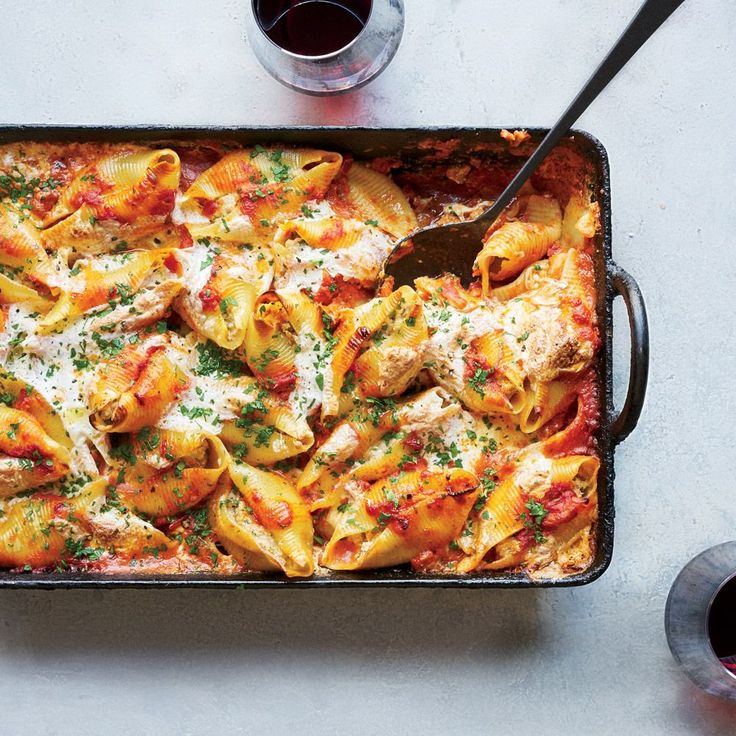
0,272 -> 51,310
229,463 -> 314,577
475,195 -> 562,292
322,469 -> 478,570
118,432 -> 228,516
275,217 -> 367,250
0,208 -> 55,287
344,163 -> 418,239
0,405 -> 71,495
47,148 -> 180,225
89,342 -> 187,433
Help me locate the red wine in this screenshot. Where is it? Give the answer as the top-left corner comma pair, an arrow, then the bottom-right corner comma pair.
255,0 -> 372,56
708,574 -> 736,670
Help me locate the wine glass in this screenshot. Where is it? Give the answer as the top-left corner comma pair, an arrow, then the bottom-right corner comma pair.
245,0 -> 405,95
665,542 -> 736,700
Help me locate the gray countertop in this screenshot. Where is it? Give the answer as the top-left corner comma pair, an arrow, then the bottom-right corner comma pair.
1,1 -> 734,733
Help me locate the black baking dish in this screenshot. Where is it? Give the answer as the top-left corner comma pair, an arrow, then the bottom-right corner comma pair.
0,126 -> 648,588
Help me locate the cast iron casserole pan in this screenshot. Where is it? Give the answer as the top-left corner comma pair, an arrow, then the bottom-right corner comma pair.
0,126 -> 649,589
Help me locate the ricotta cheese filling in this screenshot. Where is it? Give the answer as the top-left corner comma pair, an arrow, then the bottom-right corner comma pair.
274,225 -> 394,293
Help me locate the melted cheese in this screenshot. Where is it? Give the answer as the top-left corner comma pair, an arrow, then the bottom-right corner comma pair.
288,323 -> 329,421
513,450 -> 554,495
175,240 -> 214,295
1,304 -> 111,475
158,334 -> 248,435
423,302 -> 497,394
275,221 -> 393,292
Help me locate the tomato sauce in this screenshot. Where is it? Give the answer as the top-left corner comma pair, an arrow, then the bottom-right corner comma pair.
402,432 -> 423,454
200,198 -> 218,218
238,186 -> 287,219
365,490 -> 414,535
13,386 -> 35,413
175,145 -> 223,191
395,164 -> 513,224
164,251 -> 182,274
543,369 -> 599,458
313,274 -> 373,307
540,484 -> 589,530
175,224 -> 193,249
198,286 -> 222,312
249,492 -> 294,532
263,370 -> 297,394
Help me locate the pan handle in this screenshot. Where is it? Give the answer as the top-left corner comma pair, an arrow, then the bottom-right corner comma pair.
610,264 -> 649,443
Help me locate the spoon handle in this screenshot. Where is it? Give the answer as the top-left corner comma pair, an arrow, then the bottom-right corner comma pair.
477,0 -> 686,226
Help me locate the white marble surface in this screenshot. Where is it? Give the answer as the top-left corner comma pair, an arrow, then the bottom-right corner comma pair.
0,1 -> 735,733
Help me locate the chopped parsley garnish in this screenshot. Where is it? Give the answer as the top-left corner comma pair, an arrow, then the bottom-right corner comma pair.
194,340 -> 244,378
0,168 -> 40,205
91,332 -> 125,358
468,367 -> 490,397
110,282 -> 134,307
253,425 -> 275,448
64,537 -> 104,562
219,295 -> 238,315
179,507 -> 213,556
271,162 -> 290,182
179,405 -> 213,421
385,490 -> 400,508
110,442 -> 136,465
8,331 -> 27,349
239,387 -> 269,418
341,371 -> 356,394
376,511 -> 392,526
365,396 -> 398,427
254,347 -> 279,372
520,499 -> 549,544
137,428 -> 160,451
142,544 -> 168,559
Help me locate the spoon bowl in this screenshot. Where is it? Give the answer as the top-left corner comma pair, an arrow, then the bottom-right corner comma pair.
383,216 -> 490,288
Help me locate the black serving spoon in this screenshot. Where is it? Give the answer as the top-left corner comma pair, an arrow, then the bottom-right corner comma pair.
382,0 -> 686,288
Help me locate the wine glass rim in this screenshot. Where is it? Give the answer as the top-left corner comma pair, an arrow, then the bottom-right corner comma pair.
705,569 -> 736,681
250,0 -> 374,61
